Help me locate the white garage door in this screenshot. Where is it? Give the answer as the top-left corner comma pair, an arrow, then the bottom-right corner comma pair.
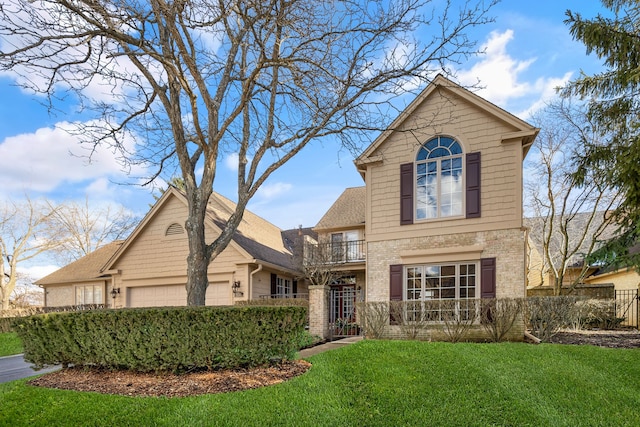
127,282 -> 232,308
128,285 -> 187,308
206,282 -> 232,306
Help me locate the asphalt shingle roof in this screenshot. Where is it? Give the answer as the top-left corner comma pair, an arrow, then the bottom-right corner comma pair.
315,187 -> 366,231
36,241 -> 123,285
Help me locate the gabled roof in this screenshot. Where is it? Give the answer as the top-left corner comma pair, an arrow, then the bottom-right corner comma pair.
103,186 -> 297,273
36,241 -> 123,286
355,74 -> 539,171
315,187 -> 366,232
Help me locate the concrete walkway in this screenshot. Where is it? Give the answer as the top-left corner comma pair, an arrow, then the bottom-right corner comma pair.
0,354 -> 60,384
299,336 -> 363,358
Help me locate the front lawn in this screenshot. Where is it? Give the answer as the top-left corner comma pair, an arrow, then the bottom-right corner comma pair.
1,340 -> 639,426
0,332 -> 22,357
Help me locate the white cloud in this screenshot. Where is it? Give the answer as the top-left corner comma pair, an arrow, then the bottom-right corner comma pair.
18,264 -> 60,281
256,182 -> 293,200
225,153 -> 240,171
456,29 -> 575,119
457,30 -> 535,105
0,121 -> 144,196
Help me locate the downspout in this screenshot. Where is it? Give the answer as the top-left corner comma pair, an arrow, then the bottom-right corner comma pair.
249,263 -> 263,301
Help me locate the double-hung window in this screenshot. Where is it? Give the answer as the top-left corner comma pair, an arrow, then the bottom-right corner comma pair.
416,136 -> 463,220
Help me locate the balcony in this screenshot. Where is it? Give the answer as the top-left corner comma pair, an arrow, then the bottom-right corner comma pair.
305,239 -> 366,265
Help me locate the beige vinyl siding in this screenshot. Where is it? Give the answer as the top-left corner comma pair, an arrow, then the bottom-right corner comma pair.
364,91 -> 524,242
45,284 -> 75,307
112,196 -> 249,283
44,281 -> 107,307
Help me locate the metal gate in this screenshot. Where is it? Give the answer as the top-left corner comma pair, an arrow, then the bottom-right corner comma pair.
615,289 -> 639,329
329,286 -> 364,340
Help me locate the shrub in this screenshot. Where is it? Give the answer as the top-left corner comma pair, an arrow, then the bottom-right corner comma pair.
440,299 -> 478,343
480,298 -> 524,342
569,299 -> 622,330
525,296 -> 579,342
13,305 -> 306,372
390,301 -> 431,340
356,302 -> 389,339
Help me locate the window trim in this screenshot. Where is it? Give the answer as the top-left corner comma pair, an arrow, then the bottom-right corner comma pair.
415,136 -> 465,221
403,261 -> 479,302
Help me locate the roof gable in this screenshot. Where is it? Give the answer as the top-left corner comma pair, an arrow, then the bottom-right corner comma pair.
355,74 -> 539,168
103,187 -> 295,272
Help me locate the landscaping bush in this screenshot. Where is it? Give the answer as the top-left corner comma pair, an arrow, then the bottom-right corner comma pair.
525,296 -> 579,341
356,302 -> 389,339
480,298 -> 524,342
13,305 -> 307,373
440,299 -> 478,343
569,299 -> 623,330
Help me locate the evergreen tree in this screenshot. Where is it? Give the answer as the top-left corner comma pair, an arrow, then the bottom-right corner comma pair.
562,0 -> 640,269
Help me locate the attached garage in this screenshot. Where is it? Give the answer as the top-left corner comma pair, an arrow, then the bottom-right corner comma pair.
128,285 -> 187,308
127,282 -> 232,308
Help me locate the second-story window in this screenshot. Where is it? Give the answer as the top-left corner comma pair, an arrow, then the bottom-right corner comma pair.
416,136 -> 463,220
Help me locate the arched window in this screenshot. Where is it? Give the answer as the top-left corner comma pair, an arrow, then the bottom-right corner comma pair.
415,136 -> 463,219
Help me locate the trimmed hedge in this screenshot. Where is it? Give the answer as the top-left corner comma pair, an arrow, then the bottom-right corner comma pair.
13,305 -> 307,372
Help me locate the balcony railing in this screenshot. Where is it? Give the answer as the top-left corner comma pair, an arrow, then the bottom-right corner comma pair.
258,293 -> 309,300
305,240 -> 366,264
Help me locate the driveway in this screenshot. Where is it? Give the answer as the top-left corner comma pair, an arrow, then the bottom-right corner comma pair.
0,354 -> 60,383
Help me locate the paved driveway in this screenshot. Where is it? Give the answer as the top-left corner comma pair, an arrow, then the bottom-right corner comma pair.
0,354 -> 60,383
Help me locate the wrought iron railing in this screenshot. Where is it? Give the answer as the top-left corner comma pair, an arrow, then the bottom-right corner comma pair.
305,240 -> 366,264
258,293 -> 309,300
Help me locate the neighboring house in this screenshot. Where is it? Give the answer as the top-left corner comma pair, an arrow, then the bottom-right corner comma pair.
37,187 -> 305,308
524,212 -> 617,290
308,74 -> 539,340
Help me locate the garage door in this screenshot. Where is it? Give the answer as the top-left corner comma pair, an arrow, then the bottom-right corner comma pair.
128,285 -> 187,308
206,282 -> 232,306
127,282 -> 232,308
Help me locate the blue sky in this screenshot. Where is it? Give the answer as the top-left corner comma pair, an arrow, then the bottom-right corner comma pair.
0,0 -> 607,278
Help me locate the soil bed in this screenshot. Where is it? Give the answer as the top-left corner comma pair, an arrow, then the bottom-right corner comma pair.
548,329 -> 640,349
29,360 -> 311,398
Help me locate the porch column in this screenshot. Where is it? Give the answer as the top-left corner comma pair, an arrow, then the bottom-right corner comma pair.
308,285 -> 330,339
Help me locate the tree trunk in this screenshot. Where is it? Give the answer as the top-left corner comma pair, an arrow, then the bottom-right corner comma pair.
185,188 -> 211,306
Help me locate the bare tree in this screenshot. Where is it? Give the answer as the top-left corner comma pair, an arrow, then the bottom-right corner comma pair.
525,99 -> 622,295
0,0 -> 496,305
298,235 -> 347,288
48,197 -> 138,264
0,198 -> 63,311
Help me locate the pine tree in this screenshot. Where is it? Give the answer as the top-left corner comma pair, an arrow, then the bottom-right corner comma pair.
562,0 -> 640,269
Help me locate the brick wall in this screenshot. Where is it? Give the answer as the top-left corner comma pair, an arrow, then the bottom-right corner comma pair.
366,227 -> 527,302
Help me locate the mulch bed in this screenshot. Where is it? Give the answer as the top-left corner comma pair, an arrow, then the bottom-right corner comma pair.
548,330 -> 640,349
28,360 -> 311,398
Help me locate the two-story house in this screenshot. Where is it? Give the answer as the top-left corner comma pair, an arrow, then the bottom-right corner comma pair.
309,74 -> 539,340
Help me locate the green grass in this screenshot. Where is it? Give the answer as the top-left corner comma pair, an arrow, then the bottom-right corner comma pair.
0,332 -> 22,357
1,340 -> 639,426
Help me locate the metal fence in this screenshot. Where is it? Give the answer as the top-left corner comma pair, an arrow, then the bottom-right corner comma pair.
615,289 -> 639,329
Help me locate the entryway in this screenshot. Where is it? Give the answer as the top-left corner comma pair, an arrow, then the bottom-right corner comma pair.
328,284 -> 364,340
